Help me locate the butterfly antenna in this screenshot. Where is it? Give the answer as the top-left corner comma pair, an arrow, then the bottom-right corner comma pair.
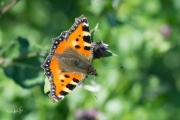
92,76 -> 98,100
97,65 -> 123,72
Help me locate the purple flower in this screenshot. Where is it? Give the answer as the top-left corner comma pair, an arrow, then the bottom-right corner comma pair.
74,108 -> 106,120
160,25 -> 172,37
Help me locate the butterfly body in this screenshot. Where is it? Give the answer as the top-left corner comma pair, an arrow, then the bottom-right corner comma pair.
54,47 -> 97,76
42,15 -> 97,102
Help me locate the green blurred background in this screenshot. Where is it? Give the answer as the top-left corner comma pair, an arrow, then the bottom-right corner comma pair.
0,0 -> 180,120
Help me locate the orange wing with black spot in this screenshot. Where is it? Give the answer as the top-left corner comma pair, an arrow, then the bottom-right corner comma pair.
41,15 -> 92,102
49,72 -> 86,102
67,15 -> 93,61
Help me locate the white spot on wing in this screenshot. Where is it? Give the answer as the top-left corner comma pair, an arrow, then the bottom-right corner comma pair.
72,40 -> 77,46
83,31 -> 90,36
59,75 -> 64,79
58,95 -> 64,99
84,22 -> 89,26
70,80 -> 78,85
53,98 -> 59,102
64,87 -> 71,92
84,42 -> 91,46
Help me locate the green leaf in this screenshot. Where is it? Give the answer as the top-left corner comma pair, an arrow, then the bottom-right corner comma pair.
104,50 -> 118,57
3,56 -> 43,88
2,37 -> 44,88
2,37 -> 29,58
44,77 -> 50,93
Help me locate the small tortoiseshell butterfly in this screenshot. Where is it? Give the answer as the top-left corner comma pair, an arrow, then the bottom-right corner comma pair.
42,15 -> 99,102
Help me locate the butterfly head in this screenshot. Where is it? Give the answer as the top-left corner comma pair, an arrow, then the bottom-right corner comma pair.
91,41 -> 108,59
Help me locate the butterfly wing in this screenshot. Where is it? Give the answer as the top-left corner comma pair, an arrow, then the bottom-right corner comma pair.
42,15 -> 92,102
66,15 -> 93,61
49,72 -> 86,102
41,32 -> 68,78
